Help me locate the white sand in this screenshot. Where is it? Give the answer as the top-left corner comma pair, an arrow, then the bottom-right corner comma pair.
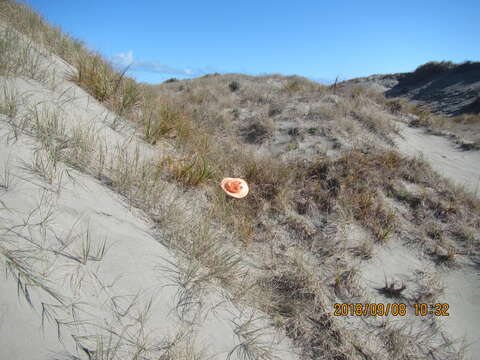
355,125 -> 480,357
442,268 -> 480,354
395,123 -> 480,197
0,110 -> 297,360
0,22 -> 298,360
358,235 -> 480,357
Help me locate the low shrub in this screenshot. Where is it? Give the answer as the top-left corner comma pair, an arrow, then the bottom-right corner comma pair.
228,80 -> 240,92
411,61 -> 454,81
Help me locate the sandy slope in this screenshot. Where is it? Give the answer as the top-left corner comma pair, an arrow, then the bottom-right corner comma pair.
0,25 -> 298,360
394,123 -> 480,354
359,241 -> 480,356
355,124 -> 480,356
395,122 -> 480,197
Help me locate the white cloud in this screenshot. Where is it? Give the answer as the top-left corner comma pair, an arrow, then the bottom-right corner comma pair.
111,50 -> 134,67
111,50 -> 209,77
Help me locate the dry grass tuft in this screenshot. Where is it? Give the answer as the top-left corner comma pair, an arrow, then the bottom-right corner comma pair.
377,278 -> 406,298
227,313 -> 276,360
303,151 -> 405,242
0,79 -> 21,120
0,26 -> 50,82
69,53 -> 141,116
139,100 -> 188,144
164,155 -> 214,187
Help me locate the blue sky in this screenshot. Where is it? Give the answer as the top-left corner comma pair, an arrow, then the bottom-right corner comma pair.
22,0 -> 479,84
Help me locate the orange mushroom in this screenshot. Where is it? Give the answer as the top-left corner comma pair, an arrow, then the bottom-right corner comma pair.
220,177 -> 249,198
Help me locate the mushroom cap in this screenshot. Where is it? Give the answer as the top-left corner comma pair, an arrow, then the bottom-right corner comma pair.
220,177 -> 249,198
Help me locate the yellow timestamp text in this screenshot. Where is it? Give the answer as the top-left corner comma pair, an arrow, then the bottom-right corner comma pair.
334,303 -> 450,317
334,303 -> 407,316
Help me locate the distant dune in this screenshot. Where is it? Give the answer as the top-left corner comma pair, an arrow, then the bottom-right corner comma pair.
341,61 -> 480,116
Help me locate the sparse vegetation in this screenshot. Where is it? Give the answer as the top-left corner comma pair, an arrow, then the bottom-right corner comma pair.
377,278 -> 406,298
407,108 -> 480,150
0,80 -> 20,119
283,80 -> 302,93
385,98 -> 405,114
229,80 -> 240,92
267,102 -> 283,117
140,99 -> 190,144
165,155 -> 214,187
0,1 -> 478,359
228,313 -> 276,360
69,52 -> 141,116
0,26 -> 49,82
412,61 -> 455,81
